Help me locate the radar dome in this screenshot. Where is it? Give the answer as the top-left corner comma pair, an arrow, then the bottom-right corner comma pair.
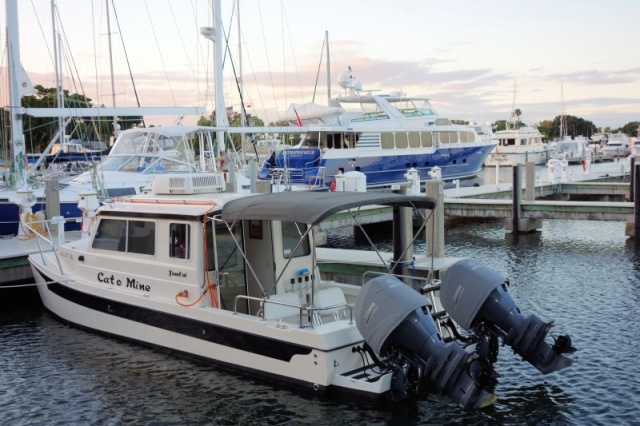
337,71 -> 351,88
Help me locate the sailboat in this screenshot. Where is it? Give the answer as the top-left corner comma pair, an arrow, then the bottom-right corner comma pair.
483,81 -> 549,166
549,84 -> 593,164
0,0 -> 205,236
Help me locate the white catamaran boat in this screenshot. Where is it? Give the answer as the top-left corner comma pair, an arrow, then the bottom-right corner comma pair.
28,176 -> 575,410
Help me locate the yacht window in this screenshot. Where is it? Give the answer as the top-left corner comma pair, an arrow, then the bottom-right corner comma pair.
421,132 -> 433,147
381,133 -> 394,149
449,132 -> 459,143
282,221 -> 310,259
170,223 -> 190,259
460,132 -> 469,143
408,132 -> 420,148
439,132 -> 451,144
395,133 -> 408,149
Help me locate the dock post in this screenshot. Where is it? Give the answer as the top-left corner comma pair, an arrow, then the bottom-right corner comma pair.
525,162 -> 535,201
226,164 -> 236,193
425,180 -> 444,257
45,178 -> 60,234
634,163 -> 640,239
391,185 -> 414,278
629,157 -> 636,202
512,164 -> 521,233
249,159 -> 257,193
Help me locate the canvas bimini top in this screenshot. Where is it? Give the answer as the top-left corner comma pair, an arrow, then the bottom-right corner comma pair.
221,191 -> 437,225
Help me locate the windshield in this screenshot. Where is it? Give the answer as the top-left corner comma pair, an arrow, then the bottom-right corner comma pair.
98,155 -> 196,173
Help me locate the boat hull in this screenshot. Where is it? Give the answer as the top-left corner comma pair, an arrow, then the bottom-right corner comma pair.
30,258 -> 392,401
259,145 -> 493,186
483,149 -> 550,166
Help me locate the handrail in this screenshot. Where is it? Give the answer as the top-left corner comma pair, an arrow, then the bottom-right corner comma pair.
25,216 -> 82,275
232,293 -> 354,326
307,303 -> 353,325
233,294 -> 307,326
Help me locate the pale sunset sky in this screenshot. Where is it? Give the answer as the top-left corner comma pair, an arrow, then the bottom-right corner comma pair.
2,0 -> 639,130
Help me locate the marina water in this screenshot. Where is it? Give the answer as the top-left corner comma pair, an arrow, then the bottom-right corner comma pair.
1,161 -> 638,425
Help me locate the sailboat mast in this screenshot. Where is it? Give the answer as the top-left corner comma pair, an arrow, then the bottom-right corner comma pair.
106,0 -> 118,136
238,0 -> 245,127
51,1 -> 65,148
6,0 -> 26,188
560,83 -> 566,138
326,31 -> 331,104
213,0 -> 227,153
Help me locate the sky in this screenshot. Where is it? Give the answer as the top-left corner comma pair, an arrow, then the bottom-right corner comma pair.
1,0 -> 639,131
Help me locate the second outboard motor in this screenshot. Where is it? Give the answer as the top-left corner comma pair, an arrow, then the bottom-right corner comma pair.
355,275 -> 497,411
440,259 -> 575,375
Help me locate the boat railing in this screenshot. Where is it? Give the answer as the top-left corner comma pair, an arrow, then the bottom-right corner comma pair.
23,215 -> 83,275
232,292 -> 354,326
306,167 -> 326,188
233,294 -> 307,325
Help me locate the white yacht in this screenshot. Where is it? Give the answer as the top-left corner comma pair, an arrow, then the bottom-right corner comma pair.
253,69 -> 496,188
484,126 -> 550,166
550,136 -> 593,164
601,133 -> 631,157
28,176 -> 575,410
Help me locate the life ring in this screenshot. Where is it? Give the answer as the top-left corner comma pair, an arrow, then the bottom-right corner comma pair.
330,179 -> 336,192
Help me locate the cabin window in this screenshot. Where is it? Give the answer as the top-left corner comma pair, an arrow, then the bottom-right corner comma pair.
92,219 -> 127,251
395,133 -> 408,149
381,133 -> 394,149
282,221 -> 310,259
408,132 -> 420,148
127,220 -> 155,255
449,132 -> 459,143
421,132 -> 433,147
105,187 -> 137,197
170,223 -> 190,259
439,132 -> 450,144
345,132 -> 357,148
92,218 -> 155,255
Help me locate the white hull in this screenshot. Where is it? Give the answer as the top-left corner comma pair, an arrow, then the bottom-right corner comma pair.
483,148 -> 549,166
31,253 -> 390,399
27,187 -> 575,410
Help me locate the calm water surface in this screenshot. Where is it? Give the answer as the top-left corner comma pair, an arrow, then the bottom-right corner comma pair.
2,162 -> 639,425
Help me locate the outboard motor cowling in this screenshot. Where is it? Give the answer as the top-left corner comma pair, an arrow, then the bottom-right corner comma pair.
355,275 -> 496,410
440,259 -> 575,375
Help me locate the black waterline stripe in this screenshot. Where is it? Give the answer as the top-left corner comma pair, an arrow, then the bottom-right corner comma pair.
39,270 -> 312,362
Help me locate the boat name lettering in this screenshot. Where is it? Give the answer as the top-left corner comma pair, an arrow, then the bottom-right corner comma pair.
169,270 -> 187,278
96,272 -> 151,292
59,249 -> 74,261
289,150 -> 316,156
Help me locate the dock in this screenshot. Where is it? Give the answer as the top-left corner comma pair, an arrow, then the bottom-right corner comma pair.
3,159 -> 638,286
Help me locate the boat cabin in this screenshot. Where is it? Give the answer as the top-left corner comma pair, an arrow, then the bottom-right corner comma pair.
73,176 -> 364,324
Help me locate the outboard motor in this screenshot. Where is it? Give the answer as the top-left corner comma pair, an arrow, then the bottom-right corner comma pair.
355,275 -> 497,411
440,259 -> 575,375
